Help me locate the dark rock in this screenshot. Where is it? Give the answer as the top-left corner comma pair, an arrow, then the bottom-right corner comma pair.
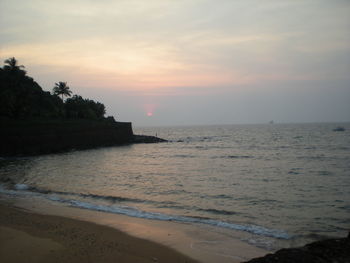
333,127 -> 345,131
244,235 -> 350,263
105,116 -> 116,123
132,135 -> 167,144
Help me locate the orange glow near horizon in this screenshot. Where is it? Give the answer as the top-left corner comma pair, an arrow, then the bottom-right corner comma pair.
0,40 -> 269,93
144,104 -> 156,117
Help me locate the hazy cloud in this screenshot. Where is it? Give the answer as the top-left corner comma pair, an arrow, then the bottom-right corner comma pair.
1,0 -> 349,125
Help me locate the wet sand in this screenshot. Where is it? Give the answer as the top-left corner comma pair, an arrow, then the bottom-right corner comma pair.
0,196 -> 268,263
0,203 -> 198,263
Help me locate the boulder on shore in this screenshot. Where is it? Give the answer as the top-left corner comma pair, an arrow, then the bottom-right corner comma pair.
244,234 -> 350,263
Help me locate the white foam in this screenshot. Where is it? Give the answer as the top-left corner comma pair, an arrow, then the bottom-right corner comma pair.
48,195 -> 61,201
14,184 -> 29,190
0,184 -> 290,240
63,199 -> 290,239
0,185 -> 26,196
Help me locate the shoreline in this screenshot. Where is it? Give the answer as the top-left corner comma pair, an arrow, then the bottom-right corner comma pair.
1,195 -> 349,263
0,196 -> 268,263
0,202 -> 198,263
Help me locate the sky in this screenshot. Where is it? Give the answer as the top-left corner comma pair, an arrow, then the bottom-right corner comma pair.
1,0 -> 349,126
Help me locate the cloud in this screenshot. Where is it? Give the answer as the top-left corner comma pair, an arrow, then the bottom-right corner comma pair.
1,0 -> 350,124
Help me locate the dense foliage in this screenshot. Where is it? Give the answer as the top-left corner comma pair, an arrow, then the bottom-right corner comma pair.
0,58 -> 106,120
65,95 -> 106,119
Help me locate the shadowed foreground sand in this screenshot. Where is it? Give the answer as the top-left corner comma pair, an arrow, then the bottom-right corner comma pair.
0,203 -> 198,263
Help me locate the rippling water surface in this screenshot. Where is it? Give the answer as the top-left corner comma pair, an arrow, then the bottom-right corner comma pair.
1,123 -> 349,249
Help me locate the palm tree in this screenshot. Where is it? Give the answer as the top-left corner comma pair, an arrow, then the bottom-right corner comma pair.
53,82 -> 72,100
3,57 -> 26,74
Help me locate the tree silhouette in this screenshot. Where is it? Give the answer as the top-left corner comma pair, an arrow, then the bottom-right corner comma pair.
3,57 -> 26,75
53,81 -> 72,100
1,58 -> 107,120
65,95 -> 106,119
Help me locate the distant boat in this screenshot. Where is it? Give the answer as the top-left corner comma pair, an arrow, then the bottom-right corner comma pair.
269,120 -> 274,124
333,127 -> 345,132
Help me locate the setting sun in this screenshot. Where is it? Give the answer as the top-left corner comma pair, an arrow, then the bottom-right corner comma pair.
144,104 -> 156,118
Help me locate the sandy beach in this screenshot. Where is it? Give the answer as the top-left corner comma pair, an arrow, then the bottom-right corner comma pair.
0,202 -> 199,263
0,196 -> 268,263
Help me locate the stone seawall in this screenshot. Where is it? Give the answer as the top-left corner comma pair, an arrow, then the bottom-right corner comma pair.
0,119 -> 135,156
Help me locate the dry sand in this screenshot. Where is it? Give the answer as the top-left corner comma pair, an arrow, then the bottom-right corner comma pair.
0,195 -> 269,263
0,203 -> 198,263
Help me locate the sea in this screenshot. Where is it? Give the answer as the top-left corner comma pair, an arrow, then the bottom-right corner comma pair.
1,122 -> 349,251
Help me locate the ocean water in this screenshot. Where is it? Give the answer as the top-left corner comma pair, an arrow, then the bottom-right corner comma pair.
1,123 -> 349,250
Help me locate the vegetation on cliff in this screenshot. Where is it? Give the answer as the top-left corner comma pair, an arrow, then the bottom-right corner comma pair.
0,57 -> 134,156
0,57 -> 105,120
0,57 -> 166,156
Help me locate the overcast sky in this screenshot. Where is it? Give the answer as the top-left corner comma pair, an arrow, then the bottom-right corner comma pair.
1,0 -> 349,126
